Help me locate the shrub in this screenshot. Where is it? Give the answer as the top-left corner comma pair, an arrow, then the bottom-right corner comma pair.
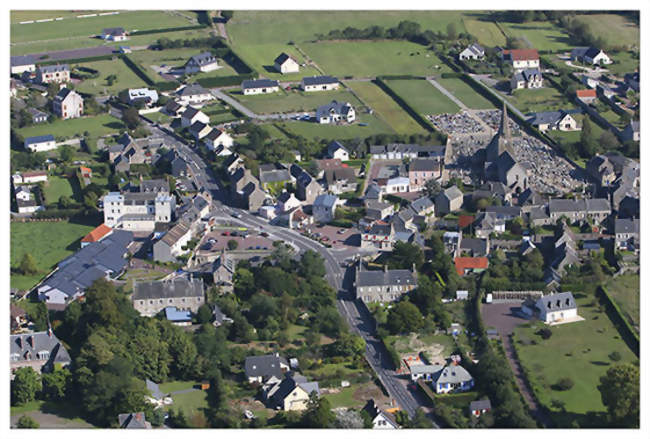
536,327 -> 552,339
553,377 -> 574,391
608,351 -> 622,362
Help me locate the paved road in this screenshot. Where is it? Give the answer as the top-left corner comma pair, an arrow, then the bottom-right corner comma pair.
137,116 -> 437,424
427,77 -> 468,110
468,74 -> 527,120
210,88 -> 310,121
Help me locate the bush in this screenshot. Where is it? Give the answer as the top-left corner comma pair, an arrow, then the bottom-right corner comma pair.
553,377 -> 574,391
536,327 -> 552,339
608,351 -> 622,362
16,415 -> 39,429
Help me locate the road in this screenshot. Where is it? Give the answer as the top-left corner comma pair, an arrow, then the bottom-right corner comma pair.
210,88 -> 311,121
138,117 -> 437,424
427,76 -> 467,110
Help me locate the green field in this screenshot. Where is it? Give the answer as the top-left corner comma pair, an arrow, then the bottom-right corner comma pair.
229,43 -> 321,81
605,274 -> 639,332
605,50 -> 639,77
507,86 -> 571,113
513,294 -> 638,423
463,18 -> 507,47
385,79 -> 460,115
17,114 -> 126,141
436,77 -> 496,109
159,380 -> 200,394
229,87 -> 362,114
169,389 -> 209,416
344,81 -> 425,134
302,40 -> 452,78
574,14 -> 639,48
129,47 -> 236,80
42,175 -> 76,205
74,59 -> 148,96
500,20 -> 572,52
278,111 -> 393,140
10,220 -> 96,291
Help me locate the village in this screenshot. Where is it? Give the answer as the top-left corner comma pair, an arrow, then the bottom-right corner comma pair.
9,9 -> 640,431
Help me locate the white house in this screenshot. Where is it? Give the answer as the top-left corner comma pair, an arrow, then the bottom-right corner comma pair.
433,363 -> 474,394
24,135 -> 56,152
128,88 -> 159,106
36,64 -> 70,84
316,100 -> 355,124
241,79 -> 279,95
301,75 -> 339,91
14,170 -> 48,185
184,52 -> 219,74
527,110 -> 579,132
180,107 -> 210,128
313,194 -> 338,223
102,27 -> 128,41
383,177 -> 410,194
501,49 -> 540,71
176,84 -> 213,106
571,47 -> 612,65
53,88 -> 83,120
523,292 -> 580,325
459,43 -> 485,61
276,191 -> 301,213
10,55 -> 36,75
204,128 -> 234,152
274,53 -> 300,74
511,68 -> 543,90
327,141 -> 350,161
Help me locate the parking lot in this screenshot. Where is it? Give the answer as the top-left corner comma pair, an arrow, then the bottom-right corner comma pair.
481,302 -> 531,336
198,229 -> 276,253
304,224 -> 360,249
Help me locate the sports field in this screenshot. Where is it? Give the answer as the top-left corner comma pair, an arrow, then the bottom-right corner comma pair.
500,21 -> 572,52
385,79 -> 460,115
463,17 -> 507,47
17,114 -> 126,141
513,294 -> 637,422
436,77 -> 496,109
574,14 -> 639,48
230,88 -> 362,115
347,81 -> 426,134
303,41 -> 452,78
10,220 -> 96,291
74,59 -> 148,96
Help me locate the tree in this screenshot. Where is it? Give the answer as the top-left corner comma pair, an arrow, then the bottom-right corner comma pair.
197,304 -> 213,324
599,131 -> 619,151
58,145 -> 74,163
16,415 -> 39,428
227,239 -> 239,250
30,302 -> 49,332
598,363 -> 639,427
106,74 -> 118,86
387,241 -> 424,270
11,367 -> 42,405
553,377 -> 574,391
58,195 -> 73,209
19,252 -> 38,275
122,107 -> 141,130
221,11 -> 234,22
301,393 -> 335,428
423,179 -> 441,199
409,408 -> 433,428
386,300 -> 424,334
42,368 -> 71,401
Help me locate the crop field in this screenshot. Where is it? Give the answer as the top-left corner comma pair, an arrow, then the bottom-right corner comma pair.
605,274 -> 639,332
575,14 -> 639,48
229,87 -> 362,114
507,86 -> 571,113
500,21 -> 572,52
10,220 -> 95,291
229,43 -> 321,81
436,77 -> 496,109
385,79 -> 460,115
302,40 -> 452,77
463,17 -> 507,47
228,10 -> 469,47
277,111 -> 394,140
513,294 -> 637,422
347,81 -> 426,134
17,114 -> 126,142
74,59 -> 148,95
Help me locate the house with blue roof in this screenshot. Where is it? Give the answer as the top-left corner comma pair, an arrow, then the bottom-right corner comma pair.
164,306 -> 193,326
24,134 -> 56,152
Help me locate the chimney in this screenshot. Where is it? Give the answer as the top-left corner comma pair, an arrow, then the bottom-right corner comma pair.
17,337 -> 22,349
28,335 -> 34,348
383,264 -> 388,273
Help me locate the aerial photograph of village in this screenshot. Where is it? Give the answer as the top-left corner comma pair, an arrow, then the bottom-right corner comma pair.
8,7 -> 641,432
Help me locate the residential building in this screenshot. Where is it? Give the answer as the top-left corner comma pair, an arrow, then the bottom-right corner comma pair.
262,372 -> 320,411
290,164 -> 322,204
117,413 -> 151,429
36,64 -> 70,84
369,143 -> 446,160
101,27 -> 128,41
276,191 -> 301,213
13,170 -> 48,184
15,186 -> 43,214
460,237 -> 489,257
365,200 -> 394,221
570,47 -> 612,65
301,75 -> 339,91
548,198 -> 611,224
132,276 -> 205,317
53,88 -> 83,119
127,88 -> 159,106
164,100 -> 185,117
363,401 -> 400,429
27,108 -> 48,124
245,353 -> 290,383
621,121 -> 640,142
409,196 -> 435,224
103,189 -> 175,232
527,110 -> 579,132
189,121 -> 212,141
259,163 -> 293,191
325,167 -> 357,194
10,330 -> 71,376
176,83 -> 213,106
410,364 -> 444,382
241,79 -> 279,95
586,154 -> 617,187
10,55 -> 36,75
153,222 -> 192,262
361,222 -> 395,251
36,230 -> 133,308
327,140 -> 349,160
624,72 -> 639,92
469,400 -> 492,418
382,176 -> 410,194
576,88 -> 597,104
435,185 -> 463,215
432,362 -> 474,394
184,52 -> 219,73
80,224 -> 113,248
614,218 -> 640,251
408,158 -> 442,191
212,251 -> 235,294
474,212 -> 505,239
459,43 -> 485,61
454,257 -> 488,276
501,48 -> 540,71
274,53 -> 300,74
204,128 -> 233,152
511,68 -> 543,90
525,292 -> 579,325
355,263 -> 417,303
313,193 -> 338,223
316,100 -> 355,124
180,106 -> 210,128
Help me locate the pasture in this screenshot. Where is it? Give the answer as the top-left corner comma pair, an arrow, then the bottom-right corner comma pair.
574,14 -> 639,48
17,114 -> 126,141
229,88 -> 362,114
513,294 -> 637,423
385,79 -> 460,115
303,41 -> 452,78
10,220 -> 95,291
463,17 -> 507,47
347,81 -> 427,134
229,43 -> 321,81
500,21 -> 572,52
436,77 -> 496,109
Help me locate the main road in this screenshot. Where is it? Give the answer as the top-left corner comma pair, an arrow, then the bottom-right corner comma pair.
141,117 -> 437,424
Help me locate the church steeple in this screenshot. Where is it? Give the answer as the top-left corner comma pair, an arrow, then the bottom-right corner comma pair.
499,100 -> 511,142
486,100 -> 513,163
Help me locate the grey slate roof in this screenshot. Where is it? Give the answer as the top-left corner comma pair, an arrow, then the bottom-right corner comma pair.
513,68 -> 542,83
316,100 -> 354,119
11,55 -> 36,67
327,140 -> 348,156
10,331 -> 71,366
538,292 -> 576,311
485,205 -> 522,217
460,238 -> 489,256
245,354 -> 288,379
303,75 -> 338,86
133,276 -> 204,300
241,79 -> 279,90
187,52 -> 216,67
314,193 -> 338,209
527,110 -> 573,126
103,27 -> 126,36
274,52 -> 296,65
370,143 -> 446,157
435,363 -> 473,385
410,196 -> 434,214
118,412 -> 150,429
356,267 -> 416,288
615,218 -> 640,235
443,185 -> 463,201
39,64 -> 69,74
409,158 -> 440,172
177,83 -> 209,97
469,399 -> 492,412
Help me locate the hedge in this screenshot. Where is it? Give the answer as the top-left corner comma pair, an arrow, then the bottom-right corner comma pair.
374,78 -> 439,134
440,72 -> 464,79
328,219 -> 354,228
39,53 -> 117,66
379,334 -> 401,370
598,286 -> 639,356
122,55 -> 155,85
130,24 -> 207,36
154,81 -> 179,91
377,74 -> 424,80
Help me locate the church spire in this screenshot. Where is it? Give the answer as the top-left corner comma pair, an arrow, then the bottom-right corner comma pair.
500,100 -> 511,142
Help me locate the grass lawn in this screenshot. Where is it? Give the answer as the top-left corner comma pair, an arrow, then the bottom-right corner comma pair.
500,20 -> 572,52
42,175 -> 76,205
507,86 -> 571,113
604,274 -> 639,332
10,399 -> 93,427
129,46 -> 235,80
346,81 -> 426,134
74,59 -> 148,96
547,113 -> 606,145
463,18 -> 506,47
145,110 -> 174,125
17,113 -> 126,142
228,88 -> 362,114
277,111 -> 394,140
229,43 -> 321,82
605,50 -> 640,77
262,124 -> 290,140
169,389 -> 209,416
574,14 -> 639,48
385,79 -> 460,115
159,380 -> 200,394
324,385 -> 361,409
302,40 -> 452,78
436,77 -> 496,109
512,294 -> 638,423
10,220 -> 96,291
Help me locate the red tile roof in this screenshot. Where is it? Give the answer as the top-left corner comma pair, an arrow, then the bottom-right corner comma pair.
454,257 -> 489,276
576,89 -> 597,98
81,224 -> 112,243
458,215 -> 475,229
21,170 -> 48,178
502,49 -> 539,61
